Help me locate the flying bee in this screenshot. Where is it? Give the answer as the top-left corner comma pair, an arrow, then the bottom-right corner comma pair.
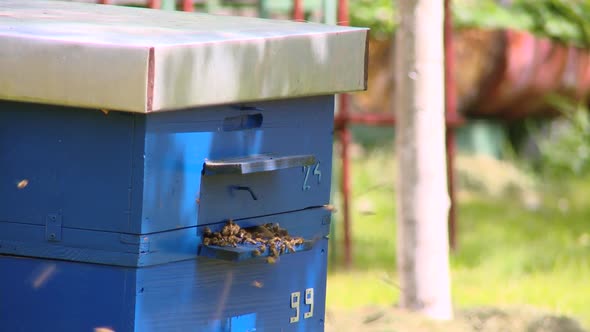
17,179 -> 29,189
323,204 -> 336,212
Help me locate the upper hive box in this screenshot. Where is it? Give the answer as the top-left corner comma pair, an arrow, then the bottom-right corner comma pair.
0,0 -> 368,267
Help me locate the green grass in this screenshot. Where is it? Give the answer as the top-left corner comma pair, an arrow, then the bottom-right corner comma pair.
326,148 -> 590,327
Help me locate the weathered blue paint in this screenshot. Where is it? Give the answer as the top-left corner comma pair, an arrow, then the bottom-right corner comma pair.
0,96 -> 333,261
0,102 -> 137,233
0,208 -> 329,331
134,238 -> 328,331
142,96 -> 334,233
0,255 -> 137,332
0,95 -> 334,331
0,203 -> 329,267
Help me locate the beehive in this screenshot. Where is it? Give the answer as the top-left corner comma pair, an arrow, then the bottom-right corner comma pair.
0,1 -> 368,330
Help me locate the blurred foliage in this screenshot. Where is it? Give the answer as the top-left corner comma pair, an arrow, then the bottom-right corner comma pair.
327,147 -> 590,327
349,0 -> 397,40
351,0 -> 590,48
539,96 -> 590,179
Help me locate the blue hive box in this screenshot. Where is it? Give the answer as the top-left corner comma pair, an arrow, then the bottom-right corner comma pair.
0,1 -> 368,331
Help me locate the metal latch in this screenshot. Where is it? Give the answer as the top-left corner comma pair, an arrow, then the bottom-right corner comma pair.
46,213 -> 62,242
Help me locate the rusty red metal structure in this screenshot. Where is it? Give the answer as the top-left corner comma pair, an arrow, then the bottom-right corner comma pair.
444,0 -> 461,251
95,0 -> 460,266
148,0 -> 160,9
292,0 -> 304,21
335,0 -> 355,269
183,0 -> 194,12
470,30 -> 590,119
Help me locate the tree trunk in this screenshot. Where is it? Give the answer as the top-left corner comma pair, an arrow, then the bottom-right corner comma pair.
394,0 -> 453,320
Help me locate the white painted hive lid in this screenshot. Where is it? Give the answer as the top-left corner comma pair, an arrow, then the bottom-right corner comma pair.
0,0 -> 368,113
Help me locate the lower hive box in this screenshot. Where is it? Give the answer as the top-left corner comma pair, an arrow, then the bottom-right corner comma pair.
0,208 -> 331,332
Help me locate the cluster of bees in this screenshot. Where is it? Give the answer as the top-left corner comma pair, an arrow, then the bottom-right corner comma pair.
202,220 -> 305,263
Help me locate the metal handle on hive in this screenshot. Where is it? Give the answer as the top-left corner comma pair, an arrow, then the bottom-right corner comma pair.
202,153 -> 316,176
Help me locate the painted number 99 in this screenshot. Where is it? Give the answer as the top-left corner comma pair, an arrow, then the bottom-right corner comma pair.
290,288 -> 314,323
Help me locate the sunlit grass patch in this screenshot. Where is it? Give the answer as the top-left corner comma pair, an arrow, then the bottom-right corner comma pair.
327,147 -> 590,328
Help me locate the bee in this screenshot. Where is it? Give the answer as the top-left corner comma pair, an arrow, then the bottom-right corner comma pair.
94,328 -> 115,332
258,245 -> 266,253
293,237 -> 304,245
203,238 -> 211,246
251,280 -> 263,288
323,204 -> 336,212
203,227 -> 212,237
228,236 -> 239,247
266,256 -> 276,264
17,179 -> 29,189
252,249 -> 261,257
285,241 -> 295,253
271,223 -> 280,233
238,229 -> 247,239
244,238 -> 258,245
227,220 -> 240,236
279,243 -> 286,255
269,245 -> 279,258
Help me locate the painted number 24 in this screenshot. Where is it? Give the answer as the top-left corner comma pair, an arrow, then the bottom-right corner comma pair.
290,288 -> 314,323
302,163 -> 321,191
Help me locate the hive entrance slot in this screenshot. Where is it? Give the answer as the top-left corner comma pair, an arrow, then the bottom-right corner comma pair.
198,220 -> 312,263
